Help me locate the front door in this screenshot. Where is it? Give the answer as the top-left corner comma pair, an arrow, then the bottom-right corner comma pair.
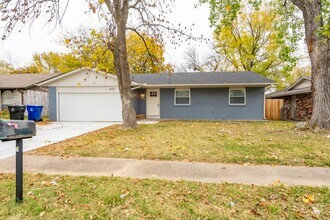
146,89 -> 160,119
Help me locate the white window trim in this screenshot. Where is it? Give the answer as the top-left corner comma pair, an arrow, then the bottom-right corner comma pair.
174,89 -> 191,106
229,88 -> 246,106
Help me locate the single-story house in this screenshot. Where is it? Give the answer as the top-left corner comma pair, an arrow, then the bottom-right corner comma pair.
37,68 -> 274,122
0,73 -> 61,115
266,77 -> 312,121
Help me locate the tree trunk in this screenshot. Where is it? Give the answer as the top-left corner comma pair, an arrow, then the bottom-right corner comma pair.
111,1 -> 137,129
290,0 -> 330,129
114,34 -> 137,129
309,40 -> 330,129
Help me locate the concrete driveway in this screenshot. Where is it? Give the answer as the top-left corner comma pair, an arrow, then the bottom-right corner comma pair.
0,122 -> 117,160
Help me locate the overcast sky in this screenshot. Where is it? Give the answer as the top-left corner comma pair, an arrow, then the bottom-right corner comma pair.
0,1 -> 213,69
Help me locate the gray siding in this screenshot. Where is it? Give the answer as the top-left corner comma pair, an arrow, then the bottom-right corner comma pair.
132,90 -> 139,113
48,87 -> 57,121
160,88 -> 265,120
132,89 -> 146,115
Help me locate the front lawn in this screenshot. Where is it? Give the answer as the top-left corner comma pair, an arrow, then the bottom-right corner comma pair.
30,121 -> 330,167
0,173 -> 329,219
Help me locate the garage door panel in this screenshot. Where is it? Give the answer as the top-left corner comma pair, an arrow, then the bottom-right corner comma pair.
59,92 -> 122,122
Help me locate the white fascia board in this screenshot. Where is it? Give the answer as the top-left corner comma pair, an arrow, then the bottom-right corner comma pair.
38,67 -> 141,87
139,83 -> 274,88
37,68 -> 85,86
37,68 -> 109,86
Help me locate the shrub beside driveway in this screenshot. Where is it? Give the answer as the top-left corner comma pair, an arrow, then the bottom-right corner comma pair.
30,121 -> 330,167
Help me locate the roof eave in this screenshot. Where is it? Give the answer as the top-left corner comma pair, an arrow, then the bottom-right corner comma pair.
37,67 -> 140,87
0,87 -> 27,90
37,68 -> 86,86
285,76 -> 311,91
266,89 -> 312,98
139,83 -> 274,88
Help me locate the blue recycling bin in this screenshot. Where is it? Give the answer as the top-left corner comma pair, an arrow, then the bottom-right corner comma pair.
26,105 -> 43,121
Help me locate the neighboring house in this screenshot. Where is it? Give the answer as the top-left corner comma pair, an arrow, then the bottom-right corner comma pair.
266,77 -> 312,121
0,73 -> 61,116
38,68 -> 274,122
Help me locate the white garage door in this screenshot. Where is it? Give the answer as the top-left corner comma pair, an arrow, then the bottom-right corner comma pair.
58,92 -> 122,122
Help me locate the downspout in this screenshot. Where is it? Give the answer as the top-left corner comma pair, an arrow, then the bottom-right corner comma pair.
264,91 -> 266,120
264,85 -> 274,120
0,90 -> 2,111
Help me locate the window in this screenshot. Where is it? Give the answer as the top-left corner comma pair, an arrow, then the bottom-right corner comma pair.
229,88 -> 246,105
175,89 -> 190,105
150,91 -> 157,97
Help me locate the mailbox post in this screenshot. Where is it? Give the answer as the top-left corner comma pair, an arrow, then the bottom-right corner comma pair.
16,139 -> 23,202
0,119 -> 36,203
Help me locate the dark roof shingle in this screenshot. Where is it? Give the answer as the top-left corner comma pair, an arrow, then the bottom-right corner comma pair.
0,73 -> 61,89
266,76 -> 311,98
266,88 -> 311,98
130,71 -> 274,85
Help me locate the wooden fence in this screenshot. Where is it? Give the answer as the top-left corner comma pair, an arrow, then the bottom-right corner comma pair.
23,90 -> 49,116
265,99 -> 283,120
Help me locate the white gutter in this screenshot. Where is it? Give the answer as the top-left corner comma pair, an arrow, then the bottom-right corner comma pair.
131,85 -> 142,90
139,83 -> 275,88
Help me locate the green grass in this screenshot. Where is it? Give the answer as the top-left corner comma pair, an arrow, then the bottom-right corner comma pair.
31,121 -> 330,167
0,173 -> 329,219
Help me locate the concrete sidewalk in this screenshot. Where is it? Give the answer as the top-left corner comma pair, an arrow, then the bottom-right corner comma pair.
0,155 -> 329,186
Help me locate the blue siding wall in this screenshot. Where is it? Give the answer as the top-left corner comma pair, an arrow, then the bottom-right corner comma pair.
138,89 -> 147,115
48,87 -> 57,121
132,89 -> 146,115
160,88 -> 265,120
132,90 -> 139,113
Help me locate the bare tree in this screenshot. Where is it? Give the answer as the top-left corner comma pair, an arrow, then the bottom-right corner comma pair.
178,47 -> 205,72
1,0 -> 199,129
203,46 -> 232,72
178,46 -> 231,72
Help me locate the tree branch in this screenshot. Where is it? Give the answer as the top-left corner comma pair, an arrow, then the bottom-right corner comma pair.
126,27 -> 160,64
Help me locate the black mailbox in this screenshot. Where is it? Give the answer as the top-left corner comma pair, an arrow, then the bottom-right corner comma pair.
0,119 -> 36,141
0,119 -> 36,203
